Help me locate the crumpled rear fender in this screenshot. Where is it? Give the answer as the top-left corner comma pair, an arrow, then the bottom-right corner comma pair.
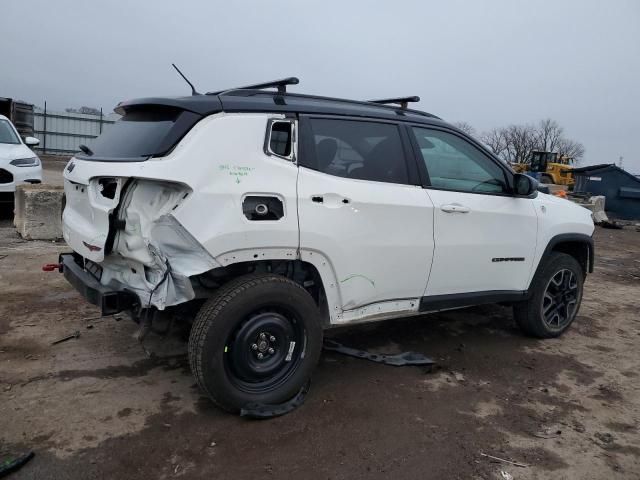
101,179 -> 220,310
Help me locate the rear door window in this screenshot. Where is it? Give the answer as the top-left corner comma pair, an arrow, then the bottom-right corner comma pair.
302,118 -> 409,185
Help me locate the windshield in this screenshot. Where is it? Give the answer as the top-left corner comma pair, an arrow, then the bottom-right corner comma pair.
80,107 -> 182,161
0,119 -> 20,144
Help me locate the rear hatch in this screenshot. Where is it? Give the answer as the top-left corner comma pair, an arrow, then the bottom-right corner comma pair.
62,104 -> 203,261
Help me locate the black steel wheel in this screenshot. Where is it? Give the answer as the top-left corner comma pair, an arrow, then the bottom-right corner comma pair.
188,273 -> 322,412
514,252 -> 584,338
225,309 -> 306,394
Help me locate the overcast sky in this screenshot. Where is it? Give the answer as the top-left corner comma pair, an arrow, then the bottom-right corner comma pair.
4,0 -> 639,171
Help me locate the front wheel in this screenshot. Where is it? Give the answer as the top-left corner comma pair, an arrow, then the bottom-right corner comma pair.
188,273 -> 323,412
514,252 -> 584,338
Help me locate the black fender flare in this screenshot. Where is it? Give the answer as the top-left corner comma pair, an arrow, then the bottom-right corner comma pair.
537,233 -> 595,275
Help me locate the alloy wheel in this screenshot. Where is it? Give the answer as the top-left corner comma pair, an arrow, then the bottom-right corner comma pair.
541,268 -> 579,330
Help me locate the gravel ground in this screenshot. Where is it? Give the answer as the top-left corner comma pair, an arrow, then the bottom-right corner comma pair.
0,206 -> 639,479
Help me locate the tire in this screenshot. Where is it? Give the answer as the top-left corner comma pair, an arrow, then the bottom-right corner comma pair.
188,273 -> 323,412
541,174 -> 554,184
514,252 -> 584,338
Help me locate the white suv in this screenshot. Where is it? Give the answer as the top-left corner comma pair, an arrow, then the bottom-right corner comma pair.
57,78 -> 594,412
0,115 -> 42,200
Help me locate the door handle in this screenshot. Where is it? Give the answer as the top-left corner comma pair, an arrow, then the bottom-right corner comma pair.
311,194 -> 351,207
441,204 -> 470,213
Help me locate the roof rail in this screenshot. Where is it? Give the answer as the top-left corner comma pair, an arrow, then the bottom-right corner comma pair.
207,77 -> 300,95
368,96 -> 420,109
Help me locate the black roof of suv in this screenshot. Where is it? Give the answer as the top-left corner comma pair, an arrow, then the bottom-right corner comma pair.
115,89 -> 445,126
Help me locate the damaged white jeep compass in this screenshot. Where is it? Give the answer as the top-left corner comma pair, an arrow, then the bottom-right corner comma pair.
57,77 -> 594,412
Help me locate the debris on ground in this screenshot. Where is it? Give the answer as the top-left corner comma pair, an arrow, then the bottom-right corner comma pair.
0,451 -> 35,478
50,330 -> 80,345
599,220 -> 623,230
480,452 -> 528,468
323,339 -> 435,367
531,426 -> 562,439
240,381 -> 310,419
593,432 -> 615,448
500,471 -> 513,480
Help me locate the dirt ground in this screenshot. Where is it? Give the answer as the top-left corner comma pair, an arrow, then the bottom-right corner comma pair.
1,192 -> 639,479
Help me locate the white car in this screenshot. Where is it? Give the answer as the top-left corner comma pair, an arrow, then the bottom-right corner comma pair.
56,79 -> 594,412
0,115 -> 42,199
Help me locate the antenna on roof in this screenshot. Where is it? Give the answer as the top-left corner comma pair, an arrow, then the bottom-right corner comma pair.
369,96 -> 420,109
206,77 -> 299,95
172,63 -> 200,96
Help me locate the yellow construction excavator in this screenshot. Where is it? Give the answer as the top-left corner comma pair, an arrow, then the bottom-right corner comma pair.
511,151 -> 575,186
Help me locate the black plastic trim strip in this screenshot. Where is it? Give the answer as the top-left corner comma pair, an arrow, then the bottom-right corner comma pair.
419,290 -> 528,312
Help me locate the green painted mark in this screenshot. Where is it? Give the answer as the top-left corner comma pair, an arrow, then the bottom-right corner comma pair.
219,163 -> 256,184
340,274 -> 375,288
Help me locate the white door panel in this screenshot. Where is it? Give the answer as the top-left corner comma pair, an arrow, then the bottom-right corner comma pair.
425,190 -> 538,296
298,167 -> 434,310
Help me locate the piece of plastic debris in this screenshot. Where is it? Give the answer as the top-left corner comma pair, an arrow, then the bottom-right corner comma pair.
51,331 -> 80,345
241,381 -> 310,419
500,471 -> 513,480
480,452 -> 528,468
323,339 -> 435,367
599,220 -> 623,230
0,451 -> 35,478
532,426 -> 562,439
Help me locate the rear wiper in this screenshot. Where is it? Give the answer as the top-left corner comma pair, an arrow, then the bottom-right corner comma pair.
78,144 -> 93,156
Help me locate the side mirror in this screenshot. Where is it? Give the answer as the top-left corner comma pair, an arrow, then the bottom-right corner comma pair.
24,136 -> 40,146
514,173 -> 538,198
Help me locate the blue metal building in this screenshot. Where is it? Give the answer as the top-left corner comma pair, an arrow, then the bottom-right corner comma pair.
572,164 -> 640,220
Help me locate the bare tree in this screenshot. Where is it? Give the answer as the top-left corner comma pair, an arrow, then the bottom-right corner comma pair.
452,121 -> 476,137
503,124 -> 538,164
480,118 -> 585,164
535,119 -> 564,153
556,138 -> 585,163
480,128 -> 508,158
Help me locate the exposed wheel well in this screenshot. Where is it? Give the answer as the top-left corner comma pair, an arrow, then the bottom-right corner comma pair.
550,240 -> 591,277
191,260 -> 330,325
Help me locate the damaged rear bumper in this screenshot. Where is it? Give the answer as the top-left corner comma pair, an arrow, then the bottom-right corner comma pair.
60,253 -> 139,315
62,175 -> 220,310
